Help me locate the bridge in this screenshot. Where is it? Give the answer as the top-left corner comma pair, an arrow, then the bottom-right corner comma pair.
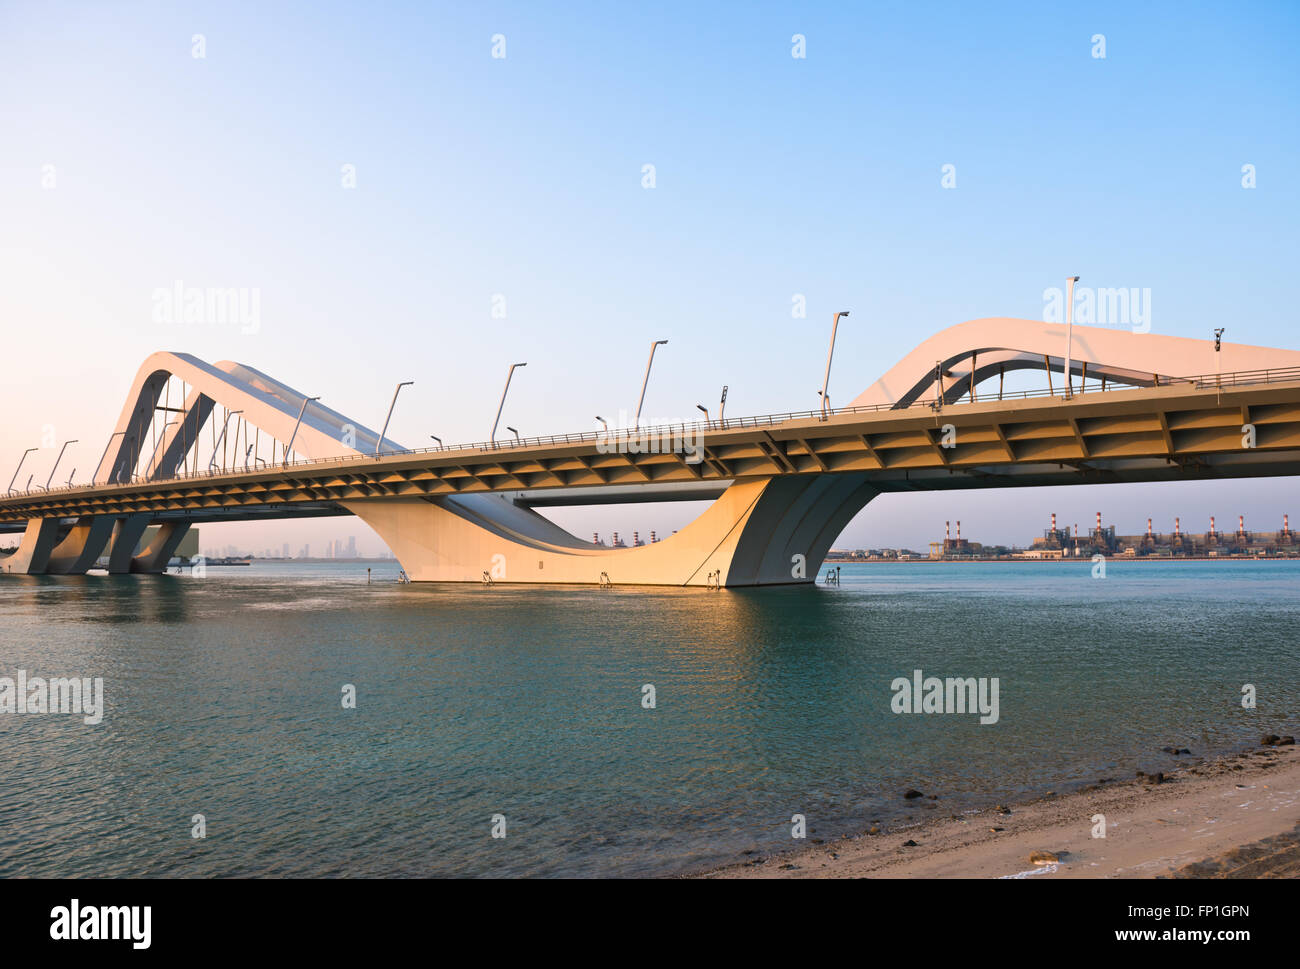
4,317 -> 1300,585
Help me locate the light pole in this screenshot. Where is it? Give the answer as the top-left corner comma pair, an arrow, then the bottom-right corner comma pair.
95,430 -> 125,485
634,340 -> 668,429
1214,327 -> 1226,403
719,385 -> 728,425
491,363 -> 527,446
8,448 -> 37,494
820,311 -> 850,419
209,410 -> 243,471
377,381 -> 414,456
696,404 -> 710,427
506,426 -> 521,444
817,390 -> 832,416
430,435 -> 442,449
595,416 -> 608,433
283,396 -> 321,467
144,422 -> 177,480
46,440 -> 77,490
1064,276 -> 1080,398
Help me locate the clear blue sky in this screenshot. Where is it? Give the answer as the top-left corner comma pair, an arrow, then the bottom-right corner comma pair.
2,1 -> 1298,554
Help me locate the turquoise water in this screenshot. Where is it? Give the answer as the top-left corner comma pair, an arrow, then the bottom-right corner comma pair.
1,560 -> 1297,877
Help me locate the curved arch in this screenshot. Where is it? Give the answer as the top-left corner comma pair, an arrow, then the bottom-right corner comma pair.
94,352 -> 402,484
849,318 -> 1300,409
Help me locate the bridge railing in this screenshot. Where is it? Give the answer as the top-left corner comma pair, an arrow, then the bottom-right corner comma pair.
9,363 -> 1300,500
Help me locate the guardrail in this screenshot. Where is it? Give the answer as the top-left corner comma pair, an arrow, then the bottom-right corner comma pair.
6,363 -> 1300,502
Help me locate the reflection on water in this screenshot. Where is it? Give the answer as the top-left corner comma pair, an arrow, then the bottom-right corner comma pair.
1,560 -> 1297,877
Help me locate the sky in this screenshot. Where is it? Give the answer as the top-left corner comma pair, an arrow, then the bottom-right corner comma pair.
2,0 -> 1298,556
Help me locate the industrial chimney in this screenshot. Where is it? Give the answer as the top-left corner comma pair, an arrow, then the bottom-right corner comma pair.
957,520 -> 962,541
1238,515 -> 1245,538
1175,516 -> 1181,538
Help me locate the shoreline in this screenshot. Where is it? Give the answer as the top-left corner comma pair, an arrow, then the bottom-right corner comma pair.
695,739 -> 1300,879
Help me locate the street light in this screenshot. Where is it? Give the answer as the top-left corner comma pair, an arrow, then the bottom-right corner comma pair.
1064,276 -> 1080,398
377,381 -> 414,456
95,430 -> 125,485
719,385 -> 728,425
635,340 -> 668,429
8,448 -> 37,494
283,396 -> 321,467
491,363 -> 527,446
1214,327 -> 1226,402
144,421 -> 177,480
506,426 -> 521,444
209,410 -> 243,471
46,439 -> 78,490
430,435 -> 442,449
820,311 -> 850,419
696,404 -> 710,427
817,390 -> 832,417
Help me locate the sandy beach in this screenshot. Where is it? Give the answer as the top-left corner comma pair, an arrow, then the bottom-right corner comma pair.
701,741 -> 1300,879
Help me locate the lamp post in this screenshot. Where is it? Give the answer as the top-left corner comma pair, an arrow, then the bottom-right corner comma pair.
491,363 -> 527,446
209,410 -> 243,471
430,435 -> 442,449
377,381 -> 414,456
8,448 -> 37,494
1214,327 -> 1226,403
719,385 -> 728,425
95,430 -> 126,485
817,390 -> 832,417
696,404 -> 710,427
1064,276 -> 1079,398
144,422 -> 177,480
820,311 -> 850,419
506,426 -> 521,444
46,440 -> 77,490
283,396 -> 321,467
634,340 -> 668,429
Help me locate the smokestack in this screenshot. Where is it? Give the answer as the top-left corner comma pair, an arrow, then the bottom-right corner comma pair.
1286,513 -> 1291,535
651,530 -> 657,543
613,531 -> 620,546
1147,518 -> 1152,538
1051,512 -> 1057,532
946,520 -> 950,542
1175,516 -> 1181,538
1238,515 -> 1245,537
1096,511 -> 1102,535
633,530 -> 640,547
1210,515 -> 1216,536
593,532 -> 600,545
957,520 -> 962,541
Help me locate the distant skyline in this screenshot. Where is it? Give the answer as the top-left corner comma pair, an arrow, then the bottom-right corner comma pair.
3,1 -> 1297,553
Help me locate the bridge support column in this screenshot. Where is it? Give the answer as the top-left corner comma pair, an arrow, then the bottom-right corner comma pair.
130,522 -> 192,573
344,473 -> 879,587
107,514 -> 152,574
0,518 -> 63,575
45,516 -> 117,575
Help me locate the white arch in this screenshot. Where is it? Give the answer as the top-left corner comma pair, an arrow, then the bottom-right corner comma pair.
849,318 -> 1300,409
94,352 -> 402,483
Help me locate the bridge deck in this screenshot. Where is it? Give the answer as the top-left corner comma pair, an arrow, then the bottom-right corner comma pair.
3,378 -> 1300,531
